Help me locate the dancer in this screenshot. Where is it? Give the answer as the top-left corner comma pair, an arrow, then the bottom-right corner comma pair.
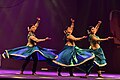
86,21 -> 113,77
2,17 -> 57,75
53,18 -> 95,76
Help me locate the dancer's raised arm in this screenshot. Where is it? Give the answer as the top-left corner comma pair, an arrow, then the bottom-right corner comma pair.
70,18 -> 75,29
34,17 -> 40,28
95,21 -> 102,32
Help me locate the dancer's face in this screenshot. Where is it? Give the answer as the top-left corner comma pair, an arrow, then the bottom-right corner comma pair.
66,27 -> 73,34
30,25 -> 37,32
90,27 -> 96,34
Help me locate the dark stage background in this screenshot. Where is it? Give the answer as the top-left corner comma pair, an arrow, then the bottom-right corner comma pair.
0,0 -> 120,74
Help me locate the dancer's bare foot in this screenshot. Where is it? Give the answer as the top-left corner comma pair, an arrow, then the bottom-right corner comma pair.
32,72 -> 37,75
98,71 -> 104,78
57,72 -> 62,76
20,71 -> 23,74
84,74 -> 89,78
98,74 -> 104,78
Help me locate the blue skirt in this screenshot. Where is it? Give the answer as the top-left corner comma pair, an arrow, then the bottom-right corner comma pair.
91,48 -> 107,67
2,46 -> 57,61
53,45 -> 95,67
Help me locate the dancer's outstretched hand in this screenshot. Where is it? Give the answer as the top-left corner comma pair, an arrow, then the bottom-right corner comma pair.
107,37 -> 113,40
82,36 -> 87,39
45,37 -> 51,40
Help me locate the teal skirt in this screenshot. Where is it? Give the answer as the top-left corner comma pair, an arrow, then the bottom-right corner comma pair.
53,45 -> 95,67
2,46 -> 57,61
91,48 -> 107,67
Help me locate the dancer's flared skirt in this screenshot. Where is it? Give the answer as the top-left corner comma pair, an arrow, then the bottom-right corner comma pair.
53,45 -> 95,67
2,46 -> 57,60
91,48 -> 107,67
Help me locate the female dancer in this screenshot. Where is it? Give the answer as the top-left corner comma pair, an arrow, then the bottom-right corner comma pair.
53,18 -> 95,76
2,17 -> 57,75
86,21 -> 113,77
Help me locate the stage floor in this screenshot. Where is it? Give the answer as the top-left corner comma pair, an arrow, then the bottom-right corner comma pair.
0,69 -> 120,80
